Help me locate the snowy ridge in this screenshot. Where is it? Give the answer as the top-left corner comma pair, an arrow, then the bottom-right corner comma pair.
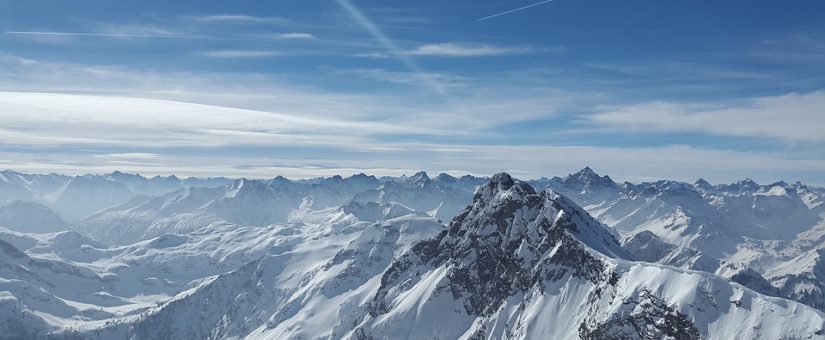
346,173 -> 824,339
0,201 -> 68,233
77,172 -> 480,245
534,167 -> 825,313
1,169 -> 825,339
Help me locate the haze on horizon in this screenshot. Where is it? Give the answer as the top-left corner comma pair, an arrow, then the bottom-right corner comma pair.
1,0 -> 823,185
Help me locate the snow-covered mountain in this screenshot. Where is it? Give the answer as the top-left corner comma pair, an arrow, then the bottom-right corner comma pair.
77,172 -> 480,245
47,175 -> 136,221
346,173 -> 823,339
534,167 -> 825,313
2,172 -> 824,339
0,170 -> 480,231
352,171 -> 474,221
0,170 -> 233,224
2,169 -> 825,339
0,201 -> 68,233
0,198 -> 447,339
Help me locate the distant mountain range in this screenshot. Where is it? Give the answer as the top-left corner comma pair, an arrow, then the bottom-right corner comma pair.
0,168 -> 824,339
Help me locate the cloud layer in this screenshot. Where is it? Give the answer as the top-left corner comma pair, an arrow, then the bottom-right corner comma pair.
591,91 -> 825,142
1,1 -> 824,185
406,43 -> 532,57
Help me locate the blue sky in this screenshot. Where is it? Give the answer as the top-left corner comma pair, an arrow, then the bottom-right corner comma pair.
0,0 -> 823,184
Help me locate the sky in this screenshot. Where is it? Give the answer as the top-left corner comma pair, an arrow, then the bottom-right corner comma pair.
0,0 -> 824,184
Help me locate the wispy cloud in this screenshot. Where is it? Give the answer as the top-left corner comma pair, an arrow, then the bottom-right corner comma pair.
335,0 -> 447,95
5,29 -> 319,45
1,53 -> 823,184
0,53 -> 577,132
276,32 -> 316,40
585,62 -> 774,81
353,52 -> 392,59
191,14 -> 293,25
406,43 -> 533,57
197,50 -> 283,58
341,68 -> 472,90
353,42 -> 537,59
4,30 -> 205,40
590,91 -> 825,142
94,153 -> 163,160
0,91 -> 425,150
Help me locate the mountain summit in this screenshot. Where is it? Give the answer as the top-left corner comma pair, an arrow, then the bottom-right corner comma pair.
369,173 -> 626,318
563,167 -> 619,191
349,173 -> 824,339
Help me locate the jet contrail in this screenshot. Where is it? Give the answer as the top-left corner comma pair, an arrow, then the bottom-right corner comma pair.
479,0 -> 555,21
335,0 -> 447,95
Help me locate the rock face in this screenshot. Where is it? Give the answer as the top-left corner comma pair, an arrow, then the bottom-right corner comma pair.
370,173 -> 626,317
578,289 -> 701,340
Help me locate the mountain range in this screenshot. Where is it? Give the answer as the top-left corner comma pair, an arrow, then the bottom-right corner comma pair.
0,168 -> 824,339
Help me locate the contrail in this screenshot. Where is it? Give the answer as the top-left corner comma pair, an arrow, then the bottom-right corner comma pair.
479,0 -> 554,21
335,0 -> 447,95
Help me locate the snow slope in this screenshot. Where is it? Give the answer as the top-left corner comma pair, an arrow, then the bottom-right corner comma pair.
1,173 -> 814,339
77,172 -> 481,245
534,167 -> 825,313
2,169 -> 825,339
345,173 -> 824,339
0,201 -> 69,233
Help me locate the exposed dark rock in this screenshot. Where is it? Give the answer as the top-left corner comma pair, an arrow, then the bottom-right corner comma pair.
370,172 -> 624,317
579,290 -> 701,340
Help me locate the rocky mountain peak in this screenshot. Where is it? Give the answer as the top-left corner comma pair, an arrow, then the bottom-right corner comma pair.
228,178 -> 270,196
370,173 -> 624,317
579,166 -> 597,176
562,167 -> 618,192
434,172 -> 457,183
461,172 -> 625,260
694,178 -> 712,189
736,178 -> 759,190
474,172 -> 535,201
348,172 -> 376,181
408,171 -> 430,184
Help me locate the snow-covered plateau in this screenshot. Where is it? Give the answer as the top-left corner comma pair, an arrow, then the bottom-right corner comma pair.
1,168 -> 824,339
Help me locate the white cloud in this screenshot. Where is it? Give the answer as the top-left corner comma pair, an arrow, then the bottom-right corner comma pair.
0,54 -> 584,133
276,32 -> 316,40
0,91 -> 432,149
95,153 -> 163,160
197,50 -> 283,58
353,52 -> 392,59
353,52 -> 391,58
406,43 -> 532,57
0,54 -> 823,184
191,15 -> 292,25
3,30 -> 203,40
342,68 -> 471,90
95,23 -> 184,37
590,91 -> 825,142
334,0 -> 443,94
